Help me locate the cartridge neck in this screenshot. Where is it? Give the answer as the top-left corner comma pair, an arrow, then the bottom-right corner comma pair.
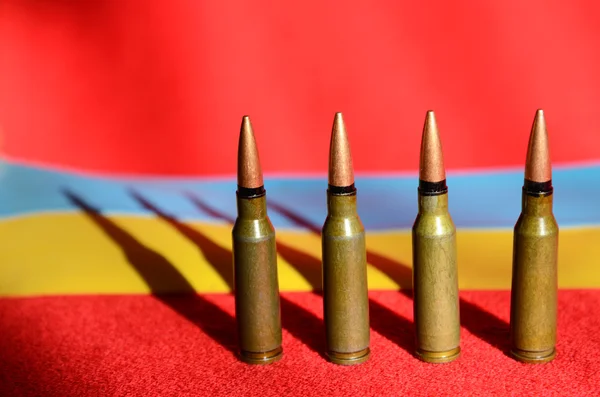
521,179 -> 554,215
521,192 -> 554,215
523,179 -> 553,197
236,190 -> 268,219
326,190 -> 358,217
418,179 -> 448,196
418,192 -> 449,214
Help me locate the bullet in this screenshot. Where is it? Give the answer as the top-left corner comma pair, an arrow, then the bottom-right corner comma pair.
232,116 -> 282,364
322,112 -> 370,365
510,109 -> 558,364
412,111 -> 461,363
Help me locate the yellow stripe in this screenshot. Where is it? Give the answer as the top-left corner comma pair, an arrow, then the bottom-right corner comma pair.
1,213 -> 598,296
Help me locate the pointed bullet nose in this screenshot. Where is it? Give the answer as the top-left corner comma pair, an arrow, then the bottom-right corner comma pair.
334,112 -> 344,125
419,110 -> 446,182
525,109 -> 552,182
328,112 -> 354,187
425,110 -> 437,128
237,115 -> 264,188
241,115 -> 252,133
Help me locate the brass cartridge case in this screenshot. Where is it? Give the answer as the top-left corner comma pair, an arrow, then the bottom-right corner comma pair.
412,192 -> 461,363
232,191 -> 282,364
322,190 -> 370,365
510,190 -> 558,363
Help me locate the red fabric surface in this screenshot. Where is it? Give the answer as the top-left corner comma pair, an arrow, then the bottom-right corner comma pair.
2,1 -> 600,175
0,290 -> 598,396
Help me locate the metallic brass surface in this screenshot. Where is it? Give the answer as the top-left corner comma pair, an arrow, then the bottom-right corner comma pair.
415,346 -> 461,364
237,116 -> 264,189
510,347 -> 556,364
239,346 -> 283,365
510,193 -> 558,364
326,347 -> 371,366
419,111 -> 446,183
322,192 -> 370,365
412,193 -> 461,363
232,194 -> 282,364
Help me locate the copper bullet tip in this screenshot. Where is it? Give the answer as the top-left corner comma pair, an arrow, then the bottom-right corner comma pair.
524,109 -> 552,182
419,110 -> 446,182
237,115 -> 264,188
328,112 -> 355,187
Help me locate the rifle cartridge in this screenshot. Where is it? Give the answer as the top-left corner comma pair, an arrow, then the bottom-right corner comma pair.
510,109 -> 558,364
232,116 -> 282,364
412,111 -> 460,363
322,113 -> 370,365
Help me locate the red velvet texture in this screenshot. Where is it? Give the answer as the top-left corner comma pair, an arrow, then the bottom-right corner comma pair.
0,290 -> 598,396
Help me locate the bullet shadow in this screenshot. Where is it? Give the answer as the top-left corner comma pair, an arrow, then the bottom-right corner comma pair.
129,190 -> 234,290
279,296 -> 326,358
272,231 -> 414,354
459,299 -> 509,351
368,299 -> 414,353
184,191 -> 326,354
135,190 -> 329,357
62,189 -> 237,354
186,192 -> 323,290
185,192 -> 236,225
266,200 -> 510,354
268,200 -> 412,290
187,193 -> 414,355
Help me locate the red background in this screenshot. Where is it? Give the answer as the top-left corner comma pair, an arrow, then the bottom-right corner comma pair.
1,0 -> 599,176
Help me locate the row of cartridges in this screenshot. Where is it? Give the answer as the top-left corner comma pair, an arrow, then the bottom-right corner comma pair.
232,110 -> 558,366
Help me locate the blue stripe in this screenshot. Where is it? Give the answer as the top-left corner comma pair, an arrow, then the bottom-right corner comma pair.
0,161 -> 598,230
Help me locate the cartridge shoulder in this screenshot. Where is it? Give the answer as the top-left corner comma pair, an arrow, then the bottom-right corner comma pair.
514,213 -> 559,237
412,213 -> 456,238
322,215 -> 365,237
233,217 -> 276,240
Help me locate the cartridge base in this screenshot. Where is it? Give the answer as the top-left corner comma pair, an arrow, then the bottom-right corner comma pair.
415,346 -> 461,364
239,346 -> 283,365
510,347 -> 555,364
326,347 -> 370,366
